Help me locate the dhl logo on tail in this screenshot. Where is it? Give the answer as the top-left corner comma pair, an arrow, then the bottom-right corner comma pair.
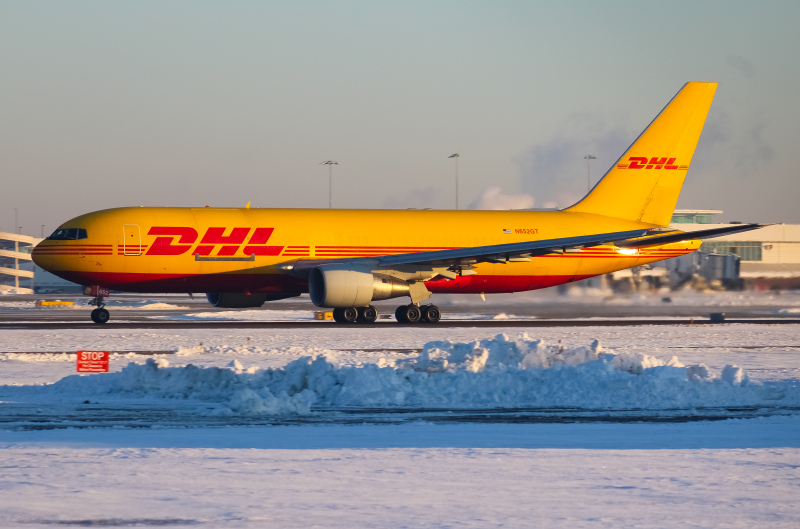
616,157 -> 689,170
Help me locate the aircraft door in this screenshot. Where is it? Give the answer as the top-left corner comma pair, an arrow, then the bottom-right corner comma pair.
123,224 -> 142,256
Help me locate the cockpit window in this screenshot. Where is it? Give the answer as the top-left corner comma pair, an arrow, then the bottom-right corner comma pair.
47,228 -> 88,240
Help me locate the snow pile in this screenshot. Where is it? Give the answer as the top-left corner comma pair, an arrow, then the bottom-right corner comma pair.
0,287 -> 31,295
174,344 -> 328,357
166,310 -> 316,321
0,352 -> 170,363
116,302 -> 190,310
0,301 -> 38,309
0,353 -> 78,363
50,358 -> 315,415
27,334 -> 799,415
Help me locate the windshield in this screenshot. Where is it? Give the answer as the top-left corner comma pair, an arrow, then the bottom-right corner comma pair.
47,228 -> 88,240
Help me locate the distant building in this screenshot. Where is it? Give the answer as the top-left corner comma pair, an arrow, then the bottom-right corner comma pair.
670,209 -> 723,225
670,210 -> 800,288
0,231 -> 42,294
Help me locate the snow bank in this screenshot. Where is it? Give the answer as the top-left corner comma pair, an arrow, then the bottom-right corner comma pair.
23,334 -> 798,416
49,357 -> 315,415
115,302 -> 190,310
165,310 -> 315,321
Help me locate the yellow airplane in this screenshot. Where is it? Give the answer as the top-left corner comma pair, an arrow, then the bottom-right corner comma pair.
33,82 -> 762,324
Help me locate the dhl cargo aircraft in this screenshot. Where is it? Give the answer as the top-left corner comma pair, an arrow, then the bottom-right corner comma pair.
33,82 -> 763,324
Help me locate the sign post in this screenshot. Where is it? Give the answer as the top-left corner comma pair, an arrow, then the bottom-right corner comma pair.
77,351 -> 109,373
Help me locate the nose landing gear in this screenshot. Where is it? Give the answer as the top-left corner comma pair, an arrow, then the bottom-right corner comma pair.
86,285 -> 111,324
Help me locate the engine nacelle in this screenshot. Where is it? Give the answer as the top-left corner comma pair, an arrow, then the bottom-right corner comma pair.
308,265 -> 410,308
206,292 -> 294,308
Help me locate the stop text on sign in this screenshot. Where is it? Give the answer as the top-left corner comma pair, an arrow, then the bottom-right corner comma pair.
77,350 -> 109,373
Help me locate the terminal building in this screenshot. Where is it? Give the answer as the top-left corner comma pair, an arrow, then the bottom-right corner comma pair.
671,210 -> 800,289
0,231 -> 42,294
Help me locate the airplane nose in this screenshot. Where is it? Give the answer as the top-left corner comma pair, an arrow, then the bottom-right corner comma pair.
31,241 -> 52,269
31,242 -> 44,267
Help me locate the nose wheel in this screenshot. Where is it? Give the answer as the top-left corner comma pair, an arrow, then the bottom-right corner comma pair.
90,308 -> 110,324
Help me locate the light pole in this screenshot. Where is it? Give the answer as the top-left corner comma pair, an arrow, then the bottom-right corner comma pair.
448,153 -> 460,209
584,154 -> 597,192
320,161 -> 338,208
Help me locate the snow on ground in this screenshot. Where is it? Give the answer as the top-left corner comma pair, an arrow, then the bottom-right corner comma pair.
2,323 -> 799,383
3,334 -> 796,417
1,318 -> 799,528
0,299 -> 191,310
1,419 -> 799,528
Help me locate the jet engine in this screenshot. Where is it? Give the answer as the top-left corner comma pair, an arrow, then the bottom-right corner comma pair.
206,292 -> 297,308
308,264 -> 410,308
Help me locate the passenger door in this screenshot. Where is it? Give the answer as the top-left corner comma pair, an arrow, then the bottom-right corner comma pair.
122,224 -> 142,256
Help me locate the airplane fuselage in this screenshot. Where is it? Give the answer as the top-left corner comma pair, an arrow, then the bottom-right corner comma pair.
32,206 -> 698,295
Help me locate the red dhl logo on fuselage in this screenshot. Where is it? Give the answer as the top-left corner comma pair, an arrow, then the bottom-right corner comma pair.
146,227 -> 283,256
616,157 -> 689,170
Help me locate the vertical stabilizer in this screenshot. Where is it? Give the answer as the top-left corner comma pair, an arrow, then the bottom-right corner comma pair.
566,82 -> 717,226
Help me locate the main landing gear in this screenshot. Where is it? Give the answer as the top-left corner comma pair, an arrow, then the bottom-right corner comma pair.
395,304 -> 441,324
332,306 -> 378,324
330,304 -> 441,324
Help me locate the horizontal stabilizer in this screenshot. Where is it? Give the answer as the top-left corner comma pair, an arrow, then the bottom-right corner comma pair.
615,224 -> 767,248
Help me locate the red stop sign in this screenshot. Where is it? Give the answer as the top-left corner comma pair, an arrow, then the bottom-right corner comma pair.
77,351 -> 109,373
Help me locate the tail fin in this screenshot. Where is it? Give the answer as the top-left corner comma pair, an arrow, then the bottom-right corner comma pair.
566,82 -> 717,226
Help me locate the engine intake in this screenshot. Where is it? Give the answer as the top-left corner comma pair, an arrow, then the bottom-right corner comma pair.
308,265 -> 410,308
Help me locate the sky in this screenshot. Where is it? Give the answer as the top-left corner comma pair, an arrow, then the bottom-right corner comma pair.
1,0 -> 798,236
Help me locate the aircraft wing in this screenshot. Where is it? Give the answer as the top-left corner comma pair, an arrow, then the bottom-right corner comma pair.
286,228 -> 650,275
288,224 -> 766,276
614,223 -> 767,248
375,229 -> 650,267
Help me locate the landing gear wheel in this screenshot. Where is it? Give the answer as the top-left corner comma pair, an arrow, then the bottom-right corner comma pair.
396,304 -> 421,323
332,308 -> 346,323
421,304 -> 441,323
90,308 -> 110,324
342,307 -> 358,323
405,305 -> 421,323
357,305 -> 378,324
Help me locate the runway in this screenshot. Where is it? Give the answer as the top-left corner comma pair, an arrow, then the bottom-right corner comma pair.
2,292 -> 800,330
1,318 -> 800,330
